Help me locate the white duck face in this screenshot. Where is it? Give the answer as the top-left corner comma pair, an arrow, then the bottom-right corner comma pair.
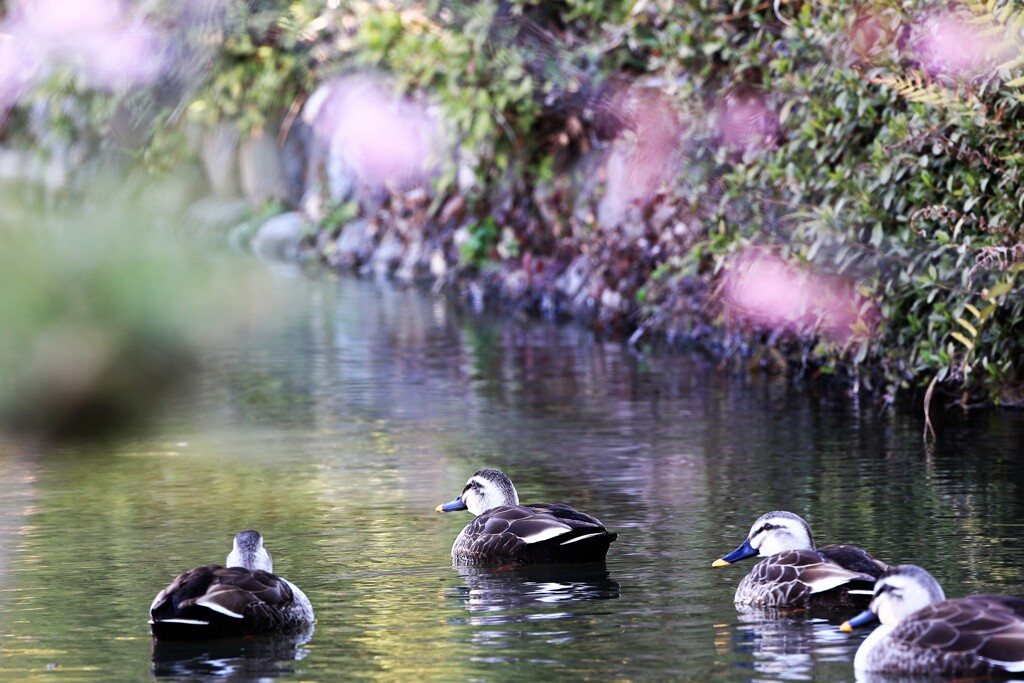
436,468 -> 519,516
869,564 -> 946,625
745,511 -> 816,556
226,529 -> 274,573
714,510 -> 815,566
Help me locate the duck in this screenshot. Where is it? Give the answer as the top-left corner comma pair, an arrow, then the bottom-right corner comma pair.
149,530 -> 314,640
435,468 -> 617,565
712,510 -> 886,609
840,564 -> 1024,677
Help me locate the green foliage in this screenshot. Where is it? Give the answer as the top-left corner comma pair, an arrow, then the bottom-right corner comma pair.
459,216 -> 500,267
641,0 -> 1024,405
330,0 -> 1024,405
186,0 -> 330,132
339,0 -> 635,197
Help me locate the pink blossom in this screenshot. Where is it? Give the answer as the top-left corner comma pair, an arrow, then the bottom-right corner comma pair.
5,0 -> 166,90
721,250 -> 876,345
717,92 -> 778,152
76,24 -> 167,90
306,76 -> 438,188
0,34 -> 35,114
915,14 -> 993,78
594,84 -> 683,225
15,0 -> 124,45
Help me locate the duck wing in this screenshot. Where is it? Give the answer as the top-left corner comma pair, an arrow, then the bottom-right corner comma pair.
454,504 -> 616,565
819,543 -> 888,578
739,549 -> 876,607
149,565 -> 303,640
891,596 -> 1024,673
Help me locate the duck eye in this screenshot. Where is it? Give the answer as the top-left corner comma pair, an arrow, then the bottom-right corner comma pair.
760,523 -> 774,532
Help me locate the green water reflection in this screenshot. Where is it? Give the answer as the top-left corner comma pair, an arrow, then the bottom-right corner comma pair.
2,271 -> 1023,682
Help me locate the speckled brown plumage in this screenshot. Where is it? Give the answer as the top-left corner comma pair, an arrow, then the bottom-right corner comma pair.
855,582 -> 1024,675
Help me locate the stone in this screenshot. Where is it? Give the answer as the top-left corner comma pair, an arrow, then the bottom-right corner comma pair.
331,219 -> 374,269
251,211 -> 307,261
239,128 -> 290,208
200,123 -> 240,199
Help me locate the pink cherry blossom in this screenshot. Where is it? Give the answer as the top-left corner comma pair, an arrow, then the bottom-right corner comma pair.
915,13 -> 994,78
306,76 -> 438,188
721,249 -> 876,345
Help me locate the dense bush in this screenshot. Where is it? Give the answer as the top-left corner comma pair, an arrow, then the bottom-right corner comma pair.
336,0 -> 1024,410
636,0 -> 1024,409
4,0 -> 1023,411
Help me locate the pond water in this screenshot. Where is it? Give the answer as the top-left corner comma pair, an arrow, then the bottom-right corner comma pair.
1,266 -> 1023,682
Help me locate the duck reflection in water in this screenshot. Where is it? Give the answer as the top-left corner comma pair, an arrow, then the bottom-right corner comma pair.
714,610 -> 859,679
150,624 -> 314,679
447,563 -> 620,627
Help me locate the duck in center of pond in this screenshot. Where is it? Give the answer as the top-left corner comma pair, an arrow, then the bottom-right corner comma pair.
840,564 -> 1024,677
712,510 -> 886,610
435,468 -> 617,565
149,530 -> 314,640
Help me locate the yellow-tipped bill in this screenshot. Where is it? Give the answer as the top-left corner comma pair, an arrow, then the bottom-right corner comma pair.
712,558 -> 732,567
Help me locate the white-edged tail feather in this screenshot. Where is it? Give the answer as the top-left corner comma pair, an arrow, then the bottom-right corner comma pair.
560,532 -> 604,545
807,575 -> 860,595
194,597 -> 245,618
520,524 -> 572,544
987,658 -> 1024,673
150,618 -> 210,626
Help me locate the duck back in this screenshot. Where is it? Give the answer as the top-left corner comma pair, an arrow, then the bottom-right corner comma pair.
859,594 -> 1024,676
150,565 -> 313,640
452,503 -> 616,566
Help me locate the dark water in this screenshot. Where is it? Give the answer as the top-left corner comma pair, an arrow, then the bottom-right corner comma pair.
1,268 -> 1023,682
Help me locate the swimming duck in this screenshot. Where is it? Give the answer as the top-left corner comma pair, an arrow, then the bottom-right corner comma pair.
149,530 -> 314,640
435,468 -> 617,565
712,510 -> 885,609
840,564 -> 1024,677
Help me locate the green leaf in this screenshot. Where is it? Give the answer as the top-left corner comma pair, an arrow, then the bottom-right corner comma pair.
951,331 -> 974,350
986,281 -> 1013,299
955,317 -> 978,337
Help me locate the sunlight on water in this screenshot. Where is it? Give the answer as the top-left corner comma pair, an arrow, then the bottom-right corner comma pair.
1,270 -> 1023,681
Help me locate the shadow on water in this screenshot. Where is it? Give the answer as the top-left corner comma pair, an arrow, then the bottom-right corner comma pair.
446,563 -> 620,627
150,625 -> 314,680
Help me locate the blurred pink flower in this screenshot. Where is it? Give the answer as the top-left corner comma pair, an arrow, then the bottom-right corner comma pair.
6,0 -> 166,90
717,91 -> 778,152
77,24 -> 167,90
915,13 -> 993,77
594,84 -> 683,226
0,34 -> 35,114
305,76 -> 437,188
721,250 -> 876,345
16,0 -> 124,44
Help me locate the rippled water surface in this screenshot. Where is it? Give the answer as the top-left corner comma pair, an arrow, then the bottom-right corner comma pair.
2,269 -> 1023,682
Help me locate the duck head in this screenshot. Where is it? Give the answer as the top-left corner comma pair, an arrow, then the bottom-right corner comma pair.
436,468 -> 519,516
712,510 -> 815,567
840,564 -> 946,632
226,530 -> 274,573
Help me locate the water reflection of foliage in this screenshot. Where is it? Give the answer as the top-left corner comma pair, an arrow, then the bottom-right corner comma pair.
0,175 -> 279,441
